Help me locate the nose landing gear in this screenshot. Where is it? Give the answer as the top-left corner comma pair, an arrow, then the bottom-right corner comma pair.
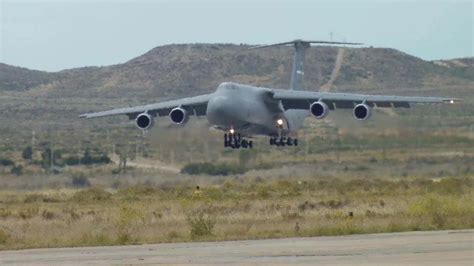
269,136 -> 298,147
224,133 -> 253,149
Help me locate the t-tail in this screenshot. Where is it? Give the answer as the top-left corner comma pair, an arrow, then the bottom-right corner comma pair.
250,39 -> 362,91
250,39 -> 362,132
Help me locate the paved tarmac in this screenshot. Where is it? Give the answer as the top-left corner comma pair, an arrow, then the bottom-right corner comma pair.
1,230 -> 473,265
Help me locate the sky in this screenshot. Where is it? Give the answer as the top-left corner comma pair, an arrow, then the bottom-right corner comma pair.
0,0 -> 472,72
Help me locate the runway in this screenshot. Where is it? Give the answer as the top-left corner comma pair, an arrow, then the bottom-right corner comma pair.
1,230 -> 473,265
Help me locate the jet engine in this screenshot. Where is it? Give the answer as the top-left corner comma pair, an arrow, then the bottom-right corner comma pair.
135,112 -> 154,130
310,101 -> 329,119
353,103 -> 372,121
169,107 -> 189,124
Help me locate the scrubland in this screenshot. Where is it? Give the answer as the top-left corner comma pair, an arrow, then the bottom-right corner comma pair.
0,96 -> 473,250
0,175 -> 472,250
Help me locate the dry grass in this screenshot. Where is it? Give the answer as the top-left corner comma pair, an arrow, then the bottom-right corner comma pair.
0,176 -> 472,250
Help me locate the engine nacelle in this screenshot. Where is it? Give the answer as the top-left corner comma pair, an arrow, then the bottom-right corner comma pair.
310,101 -> 329,119
169,107 -> 189,125
353,103 -> 372,121
135,112 -> 154,130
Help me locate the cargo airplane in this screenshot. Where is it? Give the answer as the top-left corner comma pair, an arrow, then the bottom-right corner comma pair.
80,40 -> 459,149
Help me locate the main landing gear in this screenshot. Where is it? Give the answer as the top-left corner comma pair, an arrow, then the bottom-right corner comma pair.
269,136 -> 298,147
224,133 -> 253,149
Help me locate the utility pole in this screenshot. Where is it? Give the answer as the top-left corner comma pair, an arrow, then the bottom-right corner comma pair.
31,130 -> 36,147
305,131 -> 309,162
205,139 -> 210,161
106,129 -> 111,153
50,142 -> 54,171
31,130 -> 36,160
135,142 -> 139,160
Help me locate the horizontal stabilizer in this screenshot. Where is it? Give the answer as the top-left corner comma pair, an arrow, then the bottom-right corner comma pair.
249,39 -> 363,50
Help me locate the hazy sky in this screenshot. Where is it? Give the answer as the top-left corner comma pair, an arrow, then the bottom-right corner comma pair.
0,0 -> 472,71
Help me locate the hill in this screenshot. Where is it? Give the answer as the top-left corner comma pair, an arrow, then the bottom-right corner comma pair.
1,44 -> 472,100
0,63 -> 54,91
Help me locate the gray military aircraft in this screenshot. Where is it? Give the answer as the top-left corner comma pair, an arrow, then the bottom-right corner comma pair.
80,40 -> 460,149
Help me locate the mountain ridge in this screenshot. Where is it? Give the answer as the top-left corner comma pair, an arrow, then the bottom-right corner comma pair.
1,43 -> 472,99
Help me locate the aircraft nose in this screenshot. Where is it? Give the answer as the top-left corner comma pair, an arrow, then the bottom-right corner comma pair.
206,96 -> 241,126
207,96 -> 229,117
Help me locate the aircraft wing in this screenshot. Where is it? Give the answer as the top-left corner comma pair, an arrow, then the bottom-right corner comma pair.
272,90 -> 461,110
79,94 -> 211,119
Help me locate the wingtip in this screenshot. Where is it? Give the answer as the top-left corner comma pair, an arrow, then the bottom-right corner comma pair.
443,99 -> 462,104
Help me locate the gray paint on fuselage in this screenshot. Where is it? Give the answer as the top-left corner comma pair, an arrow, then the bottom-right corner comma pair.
206,82 -> 306,137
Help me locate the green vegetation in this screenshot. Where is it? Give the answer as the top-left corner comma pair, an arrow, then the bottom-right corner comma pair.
0,158 -> 14,166
187,209 -> 216,238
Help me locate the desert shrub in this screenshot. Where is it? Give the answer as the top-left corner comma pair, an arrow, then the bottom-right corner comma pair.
26,194 -> 59,203
118,185 -> 158,198
18,207 -> 39,219
365,210 -> 378,218
273,180 -> 302,197
40,147 -> 52,169
0,158 -> 14,166
238,149 -> 257,166
256,184 -> 271,199
281,211 -> 301,220
42,210 -> 56,220
203,187 -> 224,200
115,206 -> 144,244
298,201 -> 316,212
187,211 -> 216,238
431,177 -> 472,194
71,174 -> 91,188
67,209 -> 81,221
81,149 -> 111,165
320,199 -> 348,209
24,194 -> 49,203
22,146 -> 33,160
181,162 -> 246,176
63,156 -> 81,166
70,188 -> 111,202
167,231 -> 179,239
254,162 -> 274,170
0,229 -> 9,244
0,208 -> 13,218
10,165 -> 23,176
79,233 -> 113,246
408,194 -> 473,228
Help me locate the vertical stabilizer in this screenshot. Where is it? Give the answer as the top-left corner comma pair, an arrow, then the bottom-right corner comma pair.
249,39 -> 362,91
290,40 -> 310,90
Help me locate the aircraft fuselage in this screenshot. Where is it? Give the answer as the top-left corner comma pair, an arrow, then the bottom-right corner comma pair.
206,82 -> 298,137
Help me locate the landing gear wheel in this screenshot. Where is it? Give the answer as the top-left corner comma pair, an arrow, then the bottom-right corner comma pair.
224,132 -> 253,149
279,137 -> 286,147
224,134 -> 229,147
269,136 -> 298,147
241,139 -> 248,148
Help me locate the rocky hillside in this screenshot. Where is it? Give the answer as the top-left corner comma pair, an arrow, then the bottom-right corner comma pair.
0,44 -> 472,99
